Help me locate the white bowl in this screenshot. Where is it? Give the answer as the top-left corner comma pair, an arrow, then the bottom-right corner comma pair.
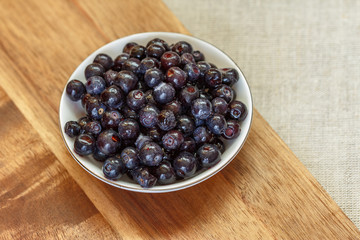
59,32 -> 253,193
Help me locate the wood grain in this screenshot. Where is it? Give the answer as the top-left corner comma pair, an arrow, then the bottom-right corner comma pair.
0,0 -> 358,239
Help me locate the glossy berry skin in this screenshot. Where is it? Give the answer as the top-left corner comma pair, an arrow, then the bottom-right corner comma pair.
221,68 -> 239,86
222,120 -> 241,139
157,110 -> 177,131
144,68 -> 164,88
179,137 -> 196,152
104,70 -> 118,86
193,126 -> 213,145
146,38 -> 170,50
131,167 -> 157,188
114,70 -> 138,94
84,120 -> 102,136
121,105 -> 138,120
126,90 -> 146,110
102,156 -> 126,180
160,51 -> 181,70
85,63 -> 105,79
228,100 -> 247,121
138,141 -> 163,166
166,67 -> 187,89
211,97 -> 228,115
155,161 -> 176,185
211,138 -> 225,153
173,151 -> 197,178
81,93 -> 92,108
171,41 -> 193,55
146,44 -> 165,59
66,80 -> 86,101
147,127 -> 164,142
93,148 -> 108,162
74,133 -> 95,156
85,96 -> 106,120
139,104 -> 160,128
183,63 -> 201,83
144,90 -> 157,105
153,82 -> 175,104
121,147 -> 139,169
122,58 -> 141,74
118,118 -> 140,140
135,134 -> 152,149
94,53 -> 113,70
191,98 -> 213,120
78,116 -> 90,132
113,53 -> 129,71
137,57 -> 160,76
206,114 -> 227,135
193,50 -> 205,62
129,45 -> 147,60
194,117 -> 205,127
212,84 -> 234,103
179,85 -> 199,106
197,144 -> 221,168
100,85 -> 124,109
163,100 -> 182,116
162,130 -> 184,150
180,53 -> 196,66
196,61 -> 211,78
177,115 -> 195,137
86,76 -> 106,95
64,121 -> 81,138
204,68 -> 222,88
123,42 -> 138,54
96,129 -> 121,155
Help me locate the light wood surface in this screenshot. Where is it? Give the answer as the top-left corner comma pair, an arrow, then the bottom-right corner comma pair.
0,0 -> 359,239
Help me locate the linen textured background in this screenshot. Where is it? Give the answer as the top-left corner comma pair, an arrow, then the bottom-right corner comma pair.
164,0 -> 360,227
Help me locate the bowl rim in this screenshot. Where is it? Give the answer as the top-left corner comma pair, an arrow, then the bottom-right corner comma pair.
58,31 -> 253,193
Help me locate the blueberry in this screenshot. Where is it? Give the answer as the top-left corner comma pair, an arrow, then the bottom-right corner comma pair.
162,100 -> 182,116
83,120 -> 102,136
166,67 -> 187,89
137,57 -> 160,76
64,121 -> 81,138
93,148 -> 108,162
228,100 -> 247,121
153,82 -> 175,104
144,68 -> 164,88
146,38 -> 170,51
204,68 -> 222,88
135,133 -> 152,149
161,51 -> 181,70
210,138 -> 225,154
85,63 -> 105,79
191,98 -> 213,120
212,84 -> 234,103
74,133 -> 95,156
86,76 -> 106,95
179,85 -> 199,106
144,90 -> 157,105
193,50 -> 205,62
122,58 -> 141,74
147,127 -> 164,142
102,156 -> 126,180
180,53 -> 195,66
222,120 -> 241,139
131,167 -> 157,188
139,104 -> 160,128
114,70 -> 138,94
81,93 -> 92,107
206,114 -> 227,135
78,116 -> 90,132
94,53 -> 113,70
177,115 -> 195,137
96,129 -> 121,155
101,110 -> 123,130
193,126 -> 213,145
173,151 -> 197,178
157,110 -> 177,131
221,68 -> 239,86
129,45 -> 147,60
162,130 -> 184,150
138,141 -> 163,166
196,61 -> 211,78
179,137 -> 196,152
123,42 -> 138,54
103,70 -> 118,86
66,80 -> 86,101
100,85 -> 124,109
121,147 -> 139,169
126,89 -> 146,110
183,63 -> 201,83
197,144 -> 221,168
146,44 -> 166,59
155,161 -> 176,185
171,41 -> 193,55
118,118 -> 140,140
212,97 -> 228,115
85,96 -> 106,120
113,53 -> 129,71
121,105 -> 138,120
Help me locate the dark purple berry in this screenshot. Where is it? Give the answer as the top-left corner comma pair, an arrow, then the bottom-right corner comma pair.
137,57 -> 160,76
153,82 -> 175,104
222,120 -> 241,139
103,70 -> 118,86
126,90 -> 146,110
166,67 -> 187,89
193,50 -> 205,62
123,42 -> 138,54
196,61 -> 211,78
118,118 -> 140,140
135,133 -> 152,149
183,63 -> 201,83
179,85 -> 199,106
212,97 -> 228,115
139,104 -> 160,128
129,45 -> 147,60
146,38 -> 170,50
122,58 -> 141,74
96,129 -> 121,155
197,144 -> 221,168
81,93 -> 92,107
212,84 -> 234,103
161,51 -> 181,70
172,41 -> 193,55
64,121 -> 81,138
146,44 -> 166,59
211,138 -> 225,153
93,148 -> 108,162
144,68 -> 164,88
162,100 -> 182,115
78,116 -> 90,131
131,167 -> 157,188
173,151 -> 197,178
103,156 -> 126,180
177,115 -> 195,137
206,114 -> 227,135
74,133 -> 95,156
85,63 -> 105,79
84,120 -> 102,136
94,53 -> 113,70
157,110 -> 177,131
86,76 -> 106,95
155,161 -> 176,185
66,80 -> 86,101
162,130 -> 184,150
113,53 -> 129,71
228,100 -> 247,121
121,105 -> 138,120
221,68 -> 239,86
138,141 -> 163,166
180,137 -> 197,152
144,90 -> 157,105
204,68 -> 222,88
181,53 -> 195,66
100,85 -> 124,109
191,98 -> 213,120
147,127 -> 164,142
121,147 -> 139,169
193,126 -> 213,145
85,96 -> 106,120
114,70 -> 138,94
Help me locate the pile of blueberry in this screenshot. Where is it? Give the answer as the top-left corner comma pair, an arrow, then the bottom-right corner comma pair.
64,38 -> 247,188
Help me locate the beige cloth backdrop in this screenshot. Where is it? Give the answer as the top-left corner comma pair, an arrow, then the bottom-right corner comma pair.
164,0 -> 360,227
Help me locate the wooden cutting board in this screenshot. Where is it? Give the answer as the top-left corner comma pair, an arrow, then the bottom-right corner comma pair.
0,0 -> 358,239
